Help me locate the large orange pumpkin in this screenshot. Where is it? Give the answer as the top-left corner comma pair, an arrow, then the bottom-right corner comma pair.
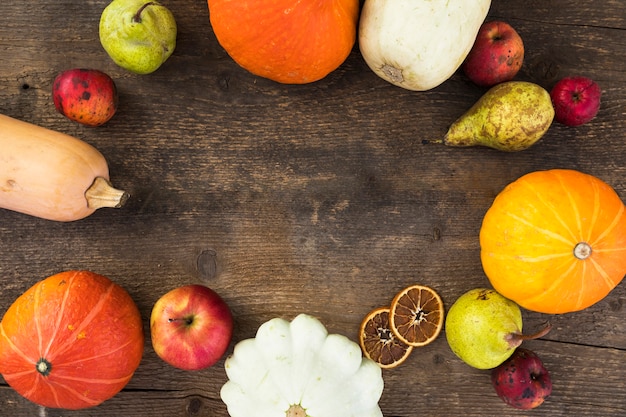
0,270 -> 144,409
207,0 -> 360,84
480,169 -> 626,314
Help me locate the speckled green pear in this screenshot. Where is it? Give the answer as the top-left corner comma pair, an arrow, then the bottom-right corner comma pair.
99,0 -> 177,74
445,288 -> 523,370
444,81 -> 555,151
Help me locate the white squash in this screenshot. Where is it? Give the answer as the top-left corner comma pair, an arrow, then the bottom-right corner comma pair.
220,314 -> 384,417
359,0 -> 492,91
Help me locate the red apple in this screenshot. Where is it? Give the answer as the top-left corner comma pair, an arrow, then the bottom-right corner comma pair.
491,348 -> 552,410
462,21 -> 524,87
52,68 -> 118,126
150,284 -> 233,371
550,76 -> 601,126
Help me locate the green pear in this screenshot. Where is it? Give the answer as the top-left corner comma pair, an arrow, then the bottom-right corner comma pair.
99,0 -> 177,74
445,288 -> 551,370
443,81 -> 555,151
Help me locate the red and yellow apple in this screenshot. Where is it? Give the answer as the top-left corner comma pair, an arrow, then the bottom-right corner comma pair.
52,68 -> 118,126
150,284 -> 233,371
491,348 -> 552,409
550,76 -> 601,126
462,21 -> 524,87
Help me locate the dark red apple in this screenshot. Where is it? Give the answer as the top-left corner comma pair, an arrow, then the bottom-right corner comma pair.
52,68 -> 118,126
550,76 -> 601,126
491,348 -> 552,410
462,21 -> 524,87
150,284 -> 233,371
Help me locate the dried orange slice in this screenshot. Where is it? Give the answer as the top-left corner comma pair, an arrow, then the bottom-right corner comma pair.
359,307 -> 413,369
389,284 -> 444,347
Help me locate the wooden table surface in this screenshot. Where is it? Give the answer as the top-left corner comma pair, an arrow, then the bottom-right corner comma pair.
1,1 -> 625,416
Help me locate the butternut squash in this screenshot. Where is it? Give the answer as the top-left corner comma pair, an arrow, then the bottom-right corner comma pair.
0,114 -> 129,221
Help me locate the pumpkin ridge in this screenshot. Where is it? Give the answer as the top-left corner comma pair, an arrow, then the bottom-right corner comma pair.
0,324 -> 35,369
41,378 -> 102,409
505,211 -> 573,246
497,251 -> 571,263
576,261 -> 588,310
41,271 -> 77,360
48,372 -> 133,385
36,374 -> 135,409
557,171 -> 586,242
0,366 -> 34,379
585,177 -> 602,244
34,280 -> 44,360
56,337 -> 141,368
46,280 -> 116,363
588,202 -> 625,248
22,375 -> 63,408
523,259 -> 580,310
593,246 -> 626,255
521,178 -> 579,243
588,256 -> 621,289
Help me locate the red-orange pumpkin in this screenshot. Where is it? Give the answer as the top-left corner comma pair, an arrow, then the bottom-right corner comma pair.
207,0 -> 360,84
480,169 -> 626,314
0,270 -> 144,410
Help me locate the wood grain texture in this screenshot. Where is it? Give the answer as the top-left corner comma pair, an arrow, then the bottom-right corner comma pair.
0,0 -> 625,416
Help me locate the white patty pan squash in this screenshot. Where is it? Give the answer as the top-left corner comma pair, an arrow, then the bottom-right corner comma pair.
359,0 -> 492,91
220,314 -> 384,417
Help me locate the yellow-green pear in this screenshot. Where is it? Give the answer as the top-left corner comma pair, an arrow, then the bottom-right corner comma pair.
443,81 -> 555,151
445,288 -> 551,370
99,0 -> 177,74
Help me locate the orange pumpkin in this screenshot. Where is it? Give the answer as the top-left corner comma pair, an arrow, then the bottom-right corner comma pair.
207,0 -> 360,84
0,270 -> 144,410
480,169 -> 626,314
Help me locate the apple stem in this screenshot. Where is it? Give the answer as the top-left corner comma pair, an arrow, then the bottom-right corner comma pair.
169,317 -> 194,325
133,2 -> 156,23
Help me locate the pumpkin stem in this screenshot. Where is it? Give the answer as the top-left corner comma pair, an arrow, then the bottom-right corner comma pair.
85,176 -> 130,210
36,358 -> 52,376
573,242 -> 592,260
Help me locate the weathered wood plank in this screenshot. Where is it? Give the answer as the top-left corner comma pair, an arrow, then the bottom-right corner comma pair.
0,0 -> 624,416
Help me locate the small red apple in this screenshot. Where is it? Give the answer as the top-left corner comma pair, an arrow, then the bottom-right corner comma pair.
462,21 -> 524,87
52,68 -> 118,126
491,348 -> 552,410
550,76 -> 601,126
150,284 -> 233,371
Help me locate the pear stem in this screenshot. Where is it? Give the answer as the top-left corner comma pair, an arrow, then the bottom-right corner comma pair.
421,139 -> 443,145
507,322 -> 552,348
517,322 -> 552,341
133,2 -> 156,23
